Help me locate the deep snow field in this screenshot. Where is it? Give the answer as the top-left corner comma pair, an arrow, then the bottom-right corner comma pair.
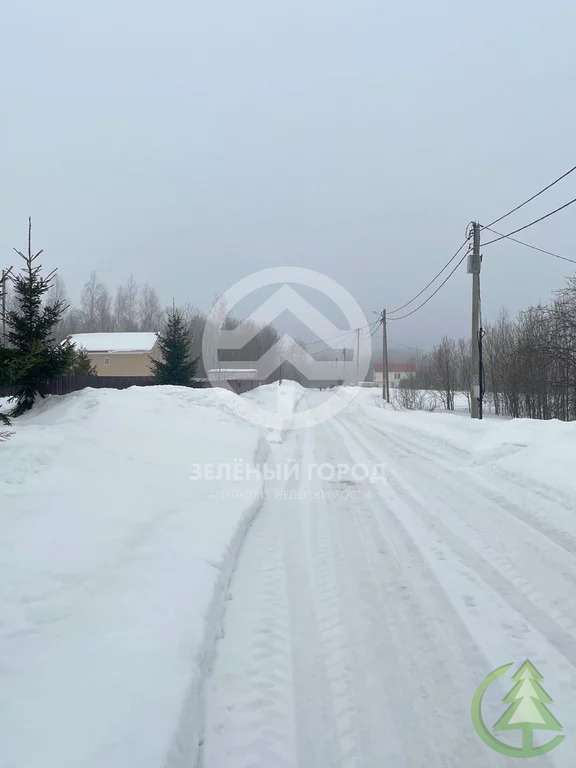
0,386 -> 267,768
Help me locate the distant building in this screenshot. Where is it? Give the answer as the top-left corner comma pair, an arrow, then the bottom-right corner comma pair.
373,362 -> 416,388
66,333 -> 160,377
207,368 -> 260,394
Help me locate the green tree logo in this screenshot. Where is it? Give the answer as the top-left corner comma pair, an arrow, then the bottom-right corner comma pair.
493,660 -> 562,749
471,659 -> 565,758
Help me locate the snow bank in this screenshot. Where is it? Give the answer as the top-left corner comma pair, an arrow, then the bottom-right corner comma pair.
471,416 -> 576,499
0,386 -> 266,768
235,381 -> 309,438
0,396 -> 15,416
355,386 -> 576,498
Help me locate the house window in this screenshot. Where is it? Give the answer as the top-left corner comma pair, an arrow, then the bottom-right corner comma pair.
394,372 -> 401,380
103,357 -> 110,366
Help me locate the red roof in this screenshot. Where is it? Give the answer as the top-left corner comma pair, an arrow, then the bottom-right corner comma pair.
374,362 -> 416,374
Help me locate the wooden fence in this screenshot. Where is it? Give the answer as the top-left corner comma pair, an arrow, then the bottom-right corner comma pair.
0,375 -> 265,399
0,375 -> 157,398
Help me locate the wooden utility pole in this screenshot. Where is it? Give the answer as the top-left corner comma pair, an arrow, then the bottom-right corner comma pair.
469,222 -> 482,419
381,309 -> 390,402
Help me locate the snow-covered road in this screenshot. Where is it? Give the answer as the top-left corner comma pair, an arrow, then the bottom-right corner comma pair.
3,384 -> 576,767
202,390 -> 576,768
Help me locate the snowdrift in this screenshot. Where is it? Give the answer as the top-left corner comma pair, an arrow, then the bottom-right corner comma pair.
0,386 -> 266,768
354,385 -> 576,499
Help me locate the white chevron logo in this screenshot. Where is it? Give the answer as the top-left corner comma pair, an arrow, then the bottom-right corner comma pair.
202,267 -> 372,429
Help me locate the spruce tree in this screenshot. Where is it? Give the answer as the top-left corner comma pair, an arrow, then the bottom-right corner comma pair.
0,347 -> 17,425
69,347 -> 97,375
0,347 -> 16,388
5,219 -> 74,415
150,309 -> 198,386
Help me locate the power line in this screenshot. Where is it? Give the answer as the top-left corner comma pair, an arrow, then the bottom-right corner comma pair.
482,226 -> 576,266
368,322 -> 382,337
388,249 -> 470,321
301,329 -> 356,347
301,319 -> 380,348
388,239 -> 469,315
481,197 -> 576,246
388,340 -> 429,353
386,166 -> 576,324
312,342 -> 351,357
362,319 -> 383,337
484,163 -> 576,229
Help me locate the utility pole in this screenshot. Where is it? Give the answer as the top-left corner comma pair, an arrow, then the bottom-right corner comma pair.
355,328 -> 360,385
468,222 -> 482,419
381,309 -> 390,402
1,267 -> 13,347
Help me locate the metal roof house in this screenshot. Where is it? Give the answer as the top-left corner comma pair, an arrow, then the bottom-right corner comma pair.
66,333 -> 160,377
373,362 -> 417,388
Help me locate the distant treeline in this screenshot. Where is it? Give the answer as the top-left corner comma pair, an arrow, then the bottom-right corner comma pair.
2,271 -> 285,381
403,274 -> 576,421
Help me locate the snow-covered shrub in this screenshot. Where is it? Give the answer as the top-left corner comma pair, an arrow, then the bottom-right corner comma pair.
391,387 -> 439,412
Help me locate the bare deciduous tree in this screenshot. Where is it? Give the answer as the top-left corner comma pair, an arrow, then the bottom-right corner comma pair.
432,336 -> 457,410
80,272 -> 101,330
139,284 -> 163,331
114,274 -> 139,331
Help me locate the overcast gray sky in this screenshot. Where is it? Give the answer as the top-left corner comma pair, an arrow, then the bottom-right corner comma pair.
1,0 -> 575,351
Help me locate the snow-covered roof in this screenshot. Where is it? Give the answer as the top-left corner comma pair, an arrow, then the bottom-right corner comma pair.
67,332 -> 158,353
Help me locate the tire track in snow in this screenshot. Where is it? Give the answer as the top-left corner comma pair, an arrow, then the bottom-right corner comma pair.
202,432 -> 344,768
366,413 -> 576,522
167,436 -> 271,768
353,414 -> 576,601
306,502 -> 365,767
200,498 -> 297,768
351,415 -> 576,628
338,414 -> 576,670
315,418 -> 508,768
201,396 -> 573,767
